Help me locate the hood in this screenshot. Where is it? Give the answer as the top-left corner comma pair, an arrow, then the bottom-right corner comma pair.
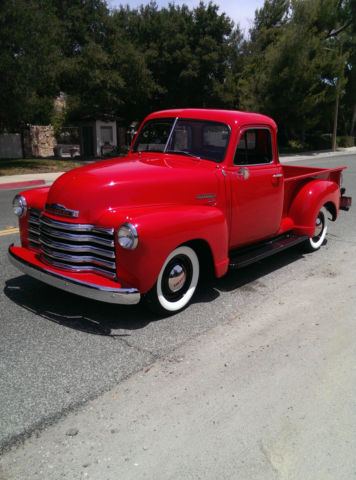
45,154 -> 220,224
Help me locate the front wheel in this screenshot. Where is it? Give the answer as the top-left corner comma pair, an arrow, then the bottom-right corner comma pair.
144,246 -> 200,315
304,207 -> 328,252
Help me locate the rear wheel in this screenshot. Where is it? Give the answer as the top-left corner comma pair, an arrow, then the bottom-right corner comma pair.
304,207 -> 328,252
144,246 -> 200,315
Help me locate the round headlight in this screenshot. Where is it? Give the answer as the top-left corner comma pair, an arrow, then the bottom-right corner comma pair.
117,223 -> 138,250
12,195 -> 27,218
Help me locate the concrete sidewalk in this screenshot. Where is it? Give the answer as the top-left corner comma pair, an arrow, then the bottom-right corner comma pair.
280,145 -> 356,161
0,172 -> 63,190
0,147 -> 355,190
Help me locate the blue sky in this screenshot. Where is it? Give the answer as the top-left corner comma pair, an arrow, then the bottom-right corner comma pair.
107,1 -> 265,35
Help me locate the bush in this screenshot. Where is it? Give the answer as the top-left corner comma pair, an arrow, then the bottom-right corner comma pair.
337,136 -> 355,148
307,134 -> 331,150
287,139 -> 306,151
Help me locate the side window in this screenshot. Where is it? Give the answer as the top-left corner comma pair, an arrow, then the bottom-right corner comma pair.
234,128 -> 273,165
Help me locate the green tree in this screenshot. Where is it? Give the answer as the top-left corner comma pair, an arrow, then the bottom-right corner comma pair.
112,1 -> 243,119
249,0 -> 290,47
0,0 -> 62,131
339,0 -> 356,136
239,0 -> 353,146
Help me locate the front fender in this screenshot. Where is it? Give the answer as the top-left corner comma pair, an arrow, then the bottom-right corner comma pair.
15,187 -> 50,248
100,205 -> 229,293
288,180 -> 340,237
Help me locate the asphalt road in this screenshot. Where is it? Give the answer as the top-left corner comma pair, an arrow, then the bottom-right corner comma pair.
0,153 -> 355,468
0,188 -> 21,230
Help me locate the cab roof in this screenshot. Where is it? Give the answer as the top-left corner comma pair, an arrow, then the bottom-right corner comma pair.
146,108 -> 277,130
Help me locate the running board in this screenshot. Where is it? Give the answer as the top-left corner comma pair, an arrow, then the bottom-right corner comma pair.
229,233 -> 309,270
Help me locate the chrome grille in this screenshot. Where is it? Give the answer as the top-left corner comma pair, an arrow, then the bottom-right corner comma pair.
28,208 -> 41,251
29,212 -> 117,279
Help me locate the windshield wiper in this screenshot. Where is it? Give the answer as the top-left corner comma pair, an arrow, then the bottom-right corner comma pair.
166,150 -> 200,160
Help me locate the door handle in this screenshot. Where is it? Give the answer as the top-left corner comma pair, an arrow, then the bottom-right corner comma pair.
272,172 -> 283,187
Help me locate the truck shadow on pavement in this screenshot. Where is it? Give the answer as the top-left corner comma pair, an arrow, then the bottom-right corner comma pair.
194,246 -> 307,303
4,274 -> 150,336
4,246 -> 306,336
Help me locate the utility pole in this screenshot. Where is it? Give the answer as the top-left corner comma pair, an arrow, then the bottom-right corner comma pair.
327,29 -> 347,152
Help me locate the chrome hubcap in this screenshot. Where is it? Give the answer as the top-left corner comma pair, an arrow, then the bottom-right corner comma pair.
168,265 -> 186,293
314,215 -> 323,237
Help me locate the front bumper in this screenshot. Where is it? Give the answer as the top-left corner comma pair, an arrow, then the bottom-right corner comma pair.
8,245 -> 141,305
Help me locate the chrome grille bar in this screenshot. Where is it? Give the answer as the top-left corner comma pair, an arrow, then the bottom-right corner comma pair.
40,258 -> 116,278
41,246 -> 116,269
29,208 -> 41,218
28,208 -> 41,251
40,215 -> 114,234
40,235 -> 115,258
28,234 -> 41,245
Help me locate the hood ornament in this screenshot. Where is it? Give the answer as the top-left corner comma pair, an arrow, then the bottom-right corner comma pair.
45,203 -> 79,218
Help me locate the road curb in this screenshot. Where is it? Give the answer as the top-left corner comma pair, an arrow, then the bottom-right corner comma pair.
0,179 -> 46,191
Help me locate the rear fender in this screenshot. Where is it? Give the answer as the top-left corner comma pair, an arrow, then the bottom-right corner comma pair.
288,180 -> 340,237
100,206 -> 229,293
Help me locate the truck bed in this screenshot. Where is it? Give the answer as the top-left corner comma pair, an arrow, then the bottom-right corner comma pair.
282,164 -> 345,215
282,164 -> 345,182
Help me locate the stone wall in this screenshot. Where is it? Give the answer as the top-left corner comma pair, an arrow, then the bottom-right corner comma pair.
23,125 -> 56,158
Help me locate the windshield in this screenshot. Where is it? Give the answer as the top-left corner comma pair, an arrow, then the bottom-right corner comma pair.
131,118 -> 175,153
132,117 -> 230,163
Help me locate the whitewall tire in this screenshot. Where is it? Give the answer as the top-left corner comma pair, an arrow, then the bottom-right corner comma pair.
144,246 -> 200,315
304,207 -> 328,252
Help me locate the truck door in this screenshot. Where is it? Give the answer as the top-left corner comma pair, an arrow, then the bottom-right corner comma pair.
228,127 -> 284,249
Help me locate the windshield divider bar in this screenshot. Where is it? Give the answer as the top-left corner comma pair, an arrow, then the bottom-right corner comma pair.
163,117 -> 178,153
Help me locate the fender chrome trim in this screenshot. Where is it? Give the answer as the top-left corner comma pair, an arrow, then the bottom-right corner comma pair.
8,246 -> 140,305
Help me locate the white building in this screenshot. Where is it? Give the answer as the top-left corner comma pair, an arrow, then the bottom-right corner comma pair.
80,116 -> 118,157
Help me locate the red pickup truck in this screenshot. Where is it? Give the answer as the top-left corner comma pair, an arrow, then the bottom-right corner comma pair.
9,109 -> 352,314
